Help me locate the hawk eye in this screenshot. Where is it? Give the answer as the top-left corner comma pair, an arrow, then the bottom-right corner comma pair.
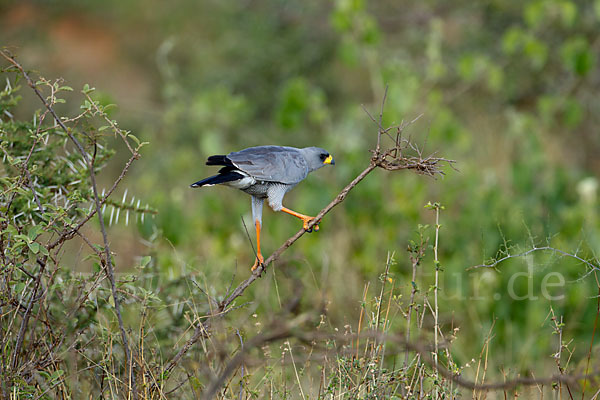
319,153 -> 329,161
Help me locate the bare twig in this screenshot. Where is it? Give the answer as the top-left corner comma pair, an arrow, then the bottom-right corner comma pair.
24,168 -> 44,213
236,330 -> 245,400
10,258 -> 47,371
470,245 -> 600,275
5,131 -> 43,214
473,319 -> 496,398
548,308 -> 574,399
405,227 -> 427,368
431,203 -> 442,396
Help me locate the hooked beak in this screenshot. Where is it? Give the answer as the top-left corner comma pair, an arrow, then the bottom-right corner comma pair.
324,154 -> 335,165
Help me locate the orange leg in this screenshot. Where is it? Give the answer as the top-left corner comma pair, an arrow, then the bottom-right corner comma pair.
281,207 -> 320,232
251,219 -> 265,271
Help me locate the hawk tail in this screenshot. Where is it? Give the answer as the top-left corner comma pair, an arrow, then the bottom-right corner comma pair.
190,171 -> 244,188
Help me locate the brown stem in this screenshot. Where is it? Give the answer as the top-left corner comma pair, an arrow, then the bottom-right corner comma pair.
10,258 -> 47,371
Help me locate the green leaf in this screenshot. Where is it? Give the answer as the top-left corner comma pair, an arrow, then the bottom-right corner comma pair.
563,98 -> 583,128
330,9 -> 353,32
49,369 -> 65,381
524,37 -> 548,69
457,54 -> 489,82
5,224 -> 18,236
524,1 -> 545,28
276,77 -> 309,130
27,225 -> 44,240
558,1 -> 577,27
39,245 -> 49,256
140,255 -> 151,267
128,134 -> 141,145
15,234 -> 31,243
361,15 -> 380,45
486,65 -> 504,92
82,84 -> 96,94
13,281 -> 25,294
38,370 -> 50,380
502,27 -> 523,55
28,241 -> 40,254
560,37 -> 595,76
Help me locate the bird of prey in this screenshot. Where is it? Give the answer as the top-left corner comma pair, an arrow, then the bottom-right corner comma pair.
191,145 -> 335,270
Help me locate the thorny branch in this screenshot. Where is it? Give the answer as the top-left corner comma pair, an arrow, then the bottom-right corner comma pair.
163,88 -> 456,376
1,50 -> 140,398
47,150 -> 142,251
470,245 -> 600,279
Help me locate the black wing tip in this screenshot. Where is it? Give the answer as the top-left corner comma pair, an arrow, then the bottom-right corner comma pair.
206,155 -> 233,166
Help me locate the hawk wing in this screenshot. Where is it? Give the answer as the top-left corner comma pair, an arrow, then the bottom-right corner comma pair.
226,146 -> 308,185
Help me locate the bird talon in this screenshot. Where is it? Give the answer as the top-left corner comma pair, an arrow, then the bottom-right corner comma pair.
251,254 -> 265,271
302,218 -> 320,232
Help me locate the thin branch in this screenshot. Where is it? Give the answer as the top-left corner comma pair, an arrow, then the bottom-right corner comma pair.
405,227 -> 427,368
377,85 -> 388,152
469,245 -> 600,273
47,150 -> 140,251
24,168 -> 44,213
10,258 -> 47,371
236,329 -> 245,400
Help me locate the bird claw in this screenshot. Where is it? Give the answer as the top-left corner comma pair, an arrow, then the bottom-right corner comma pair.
251,254 -> 265,271
303,218 -> 320,233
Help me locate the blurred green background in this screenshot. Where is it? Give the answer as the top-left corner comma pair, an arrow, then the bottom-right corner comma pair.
3,0 -> 600,392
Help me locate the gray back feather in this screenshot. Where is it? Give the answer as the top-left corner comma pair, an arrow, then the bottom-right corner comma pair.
227,146 -> 309,184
